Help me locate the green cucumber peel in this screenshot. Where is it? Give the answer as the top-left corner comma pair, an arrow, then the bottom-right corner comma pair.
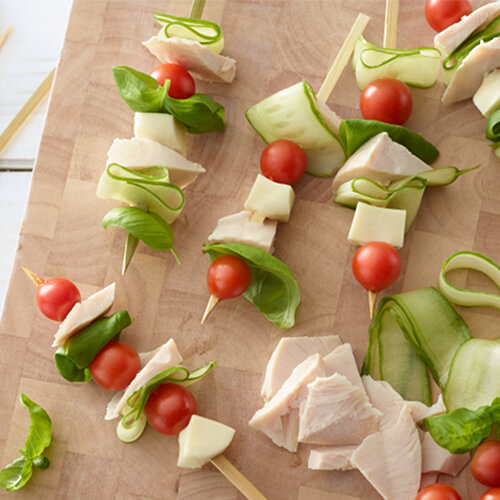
112,66 -> 225,133
362,287 -> 472,404
339,119 -> 439,164
486,109 -> 500,142
0,395 -> 52,491
54,311 -> 132,382
439,250 -> 500,309
98,164 -> 185,224
202,242 -> 301,329
118,361 -> 216,443
154,12 -> 224,53
443,15 -> 500,72
353,36 -> 440,89
103,207 -> 177,257
424,398 -> 500,454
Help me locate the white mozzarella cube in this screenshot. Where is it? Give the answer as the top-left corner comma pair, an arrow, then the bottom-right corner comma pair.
177,415 -> 235,468
244,174 -> 295,222
208,211 -> 277,253
348,202 -> 406,248
473,70 -> 500,117
134,113 -> 187,156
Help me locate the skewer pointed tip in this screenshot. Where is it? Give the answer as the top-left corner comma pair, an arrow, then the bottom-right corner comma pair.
201,294 -> 219,324
20,265 -> 43,287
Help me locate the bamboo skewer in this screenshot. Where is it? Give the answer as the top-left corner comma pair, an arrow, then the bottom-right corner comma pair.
383,0 -> 399,49
211,455 -> 268,500
368,291 -> 376,320
316,13 -> 370,103
0,24 -> 12,49
201,294 -> 219,324
190,0 -> 206,19
0,68 -> 55,156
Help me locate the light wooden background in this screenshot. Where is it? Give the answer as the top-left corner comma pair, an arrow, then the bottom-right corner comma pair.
1,0 -> 499,498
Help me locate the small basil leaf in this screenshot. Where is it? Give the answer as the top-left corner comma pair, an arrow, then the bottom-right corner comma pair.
339,119 -> 439,164
0,457 -> 32,492
102,206 -> 174,252
489,397 -> 500,424
20,394 -> 52,460
112,66 -> 165,112
202,242 -> 300,328
55,311 -> 132,382
162,90 -> 225,134
424,405 -> 493,454
486,110 -> 500,142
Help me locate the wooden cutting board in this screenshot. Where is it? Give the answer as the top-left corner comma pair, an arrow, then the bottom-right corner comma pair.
1,0 -> 498,498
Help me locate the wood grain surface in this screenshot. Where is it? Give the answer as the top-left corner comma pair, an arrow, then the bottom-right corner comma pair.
1,0 -> 498,498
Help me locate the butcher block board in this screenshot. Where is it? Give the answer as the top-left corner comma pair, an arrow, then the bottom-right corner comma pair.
1,0 -> 498,498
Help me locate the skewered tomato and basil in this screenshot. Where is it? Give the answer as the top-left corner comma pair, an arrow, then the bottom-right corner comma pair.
150,62 -> 196,99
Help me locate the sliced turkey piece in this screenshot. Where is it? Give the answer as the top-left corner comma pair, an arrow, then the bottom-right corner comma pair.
351,406 -> 422,500
143,34 -> 236,83
421,432 -> 470,476
298,373 -> 381,446
106,137 -> 205,188
332,132 -> 432,193
442,37 -> 500,105
308,446 -> 357,470
249,354 -> 325,452
323,343 -> 364,390
106,338 -> 183,420
52,283 -> 116,347
260,336 -> 342,401
435,2 -> 500,57
208,210 -> 278,253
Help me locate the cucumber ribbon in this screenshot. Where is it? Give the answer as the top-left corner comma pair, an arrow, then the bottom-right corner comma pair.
154,13 -> 224,53
117,362 -> 216,443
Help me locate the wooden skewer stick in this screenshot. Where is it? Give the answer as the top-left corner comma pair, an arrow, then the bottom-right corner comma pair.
20,266 -> 44,287
0,24 -> 12,49
368,291 -> 376,320
0,67 -> 56,156
211,455 -> 268,500
201,294 -> 219,324
316,13 -> 370,103
383,0 -> 399,48
190,0 -> 206,19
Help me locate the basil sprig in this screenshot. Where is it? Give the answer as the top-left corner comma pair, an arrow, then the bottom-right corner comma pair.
112,66 -> 225,133
0,395 -> 52,491
202,242 -> 301,329
424,398 -> 500,454
339,119 -> 439,164
55,311 -> 132,382
103,207 -> 175,253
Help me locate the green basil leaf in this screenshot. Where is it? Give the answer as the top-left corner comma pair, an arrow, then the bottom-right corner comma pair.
339,119 -> 439,164
202,242 -> 300,328
486,110 -> 500,142
0,395 -> 52,491
0,457 -> 32,492
20,394 -> 52,460
112,66 -> 165,112
162,90 -> 225,134
489,397 -> 500,424
55,311 -> 132,382
102,206 -> 174,252
424,405 -> 493,454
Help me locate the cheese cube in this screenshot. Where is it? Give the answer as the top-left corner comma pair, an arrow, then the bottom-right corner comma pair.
348,202 -> 406,248
208,211 -> 277,252
177,415 -> 235,468
244,174 -> 295,222
473,70 -> 500,117
134,113 -> 187,156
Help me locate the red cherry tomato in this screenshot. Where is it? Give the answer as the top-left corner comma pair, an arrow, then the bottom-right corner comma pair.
352,242 -> 402,293
260,139 -> 308,185
360,78 -> 413,125
425,0 -> 472,32
144,383 -> 196,435
471,441 -> 500,487
36,278 -> 81,321
415,483 -> 462,500
150,63 -> 195,99
89,340 -> 141,391
207,255 -> 252,300
481,488 -> 500,500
